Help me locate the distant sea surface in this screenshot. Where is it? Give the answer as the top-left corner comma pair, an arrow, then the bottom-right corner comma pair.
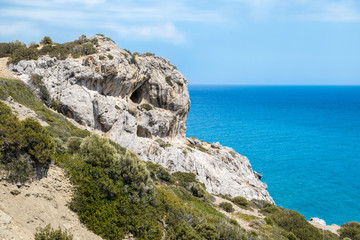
186,85 -> 360,225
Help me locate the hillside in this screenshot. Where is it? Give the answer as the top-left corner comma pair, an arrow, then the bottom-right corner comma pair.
0,35 -> 359,240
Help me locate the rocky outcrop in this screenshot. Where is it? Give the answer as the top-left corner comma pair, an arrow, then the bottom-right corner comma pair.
9,36 -> 274,203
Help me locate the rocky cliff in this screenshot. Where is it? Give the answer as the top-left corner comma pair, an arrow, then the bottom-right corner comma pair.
9,36 -> 273,203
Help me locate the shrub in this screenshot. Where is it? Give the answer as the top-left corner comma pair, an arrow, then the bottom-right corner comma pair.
107,54 -> 113,60
130,54 -> 136,64
40,36 -> 53,45
66,136 -> 83,154
8,46 -> 39,64
231,196 -> 249,208
35,224 -> 73,240
264,216 -> 274,225
155,138 -> 171,148
29,74 -> 51,105
0,41 -> 26,58
195,223 -> 220,240
99,55 -> 105,60
0,101 -> 55,183
80,134 -> 117,168
165,76 -> 173,86
219,202 -> 234,213
287,232 -> 298,240
269,209 -> 322,240
5,153 -> 35,183
54,138 -> 67,155
140,103 -> 153,111
229,218 -> 240,227
143,52 -> 155,56
146,161 -> 173,183
339,222 -> 360,240
172,172 -> 207,199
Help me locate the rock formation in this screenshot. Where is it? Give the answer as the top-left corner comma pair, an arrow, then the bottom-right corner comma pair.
9,36 -> 274,203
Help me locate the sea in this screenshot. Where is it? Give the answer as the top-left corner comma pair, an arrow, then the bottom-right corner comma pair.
186,85 -> 360,225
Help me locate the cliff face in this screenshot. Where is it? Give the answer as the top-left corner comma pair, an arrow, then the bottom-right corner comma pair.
9,36 -> 274,203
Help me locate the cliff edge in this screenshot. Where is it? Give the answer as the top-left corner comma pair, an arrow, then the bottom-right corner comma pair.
8,35 -> 273,203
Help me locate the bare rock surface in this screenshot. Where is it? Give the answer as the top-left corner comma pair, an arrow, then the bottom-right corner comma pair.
0,165 -> 102,240
8,35 -> 273,203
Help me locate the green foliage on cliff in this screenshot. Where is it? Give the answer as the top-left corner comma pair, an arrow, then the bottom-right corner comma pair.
0,101 -> 55,183
339,222 -> 360,240
260,204 -> 323,240
0,35 -> 97,64
0,78 -> 90,141
0,76 -> 354,240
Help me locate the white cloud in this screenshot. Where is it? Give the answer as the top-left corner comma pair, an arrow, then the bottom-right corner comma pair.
0,22 -> 41,37
303,1 -> 360,22
228,0 -> 360,22
104,23 -> 186,44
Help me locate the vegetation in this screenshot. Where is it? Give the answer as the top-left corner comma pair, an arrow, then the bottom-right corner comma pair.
219,202 -> 234,213
1,75 -> 358,240
155,138 -> 172,149
339,222 -> 360,240
35,224 -> 73,240
140,103 -> 153,111
0,78 -> 90,141
0,101 -> 55,183
231,196 -> 249,208
260,204 -> 323,240
0,35 -> 98,64
165,76 -> 173,87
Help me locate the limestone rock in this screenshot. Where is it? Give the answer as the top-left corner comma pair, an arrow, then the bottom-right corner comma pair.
310,217 -> 327,226
9,35 -> 274,203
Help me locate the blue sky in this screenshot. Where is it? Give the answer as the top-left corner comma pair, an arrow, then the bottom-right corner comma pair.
0,0 -> 359,85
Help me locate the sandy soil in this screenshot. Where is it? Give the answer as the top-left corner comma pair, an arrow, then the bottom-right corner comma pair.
0,165 -> 103,240
0,58 -> 18,80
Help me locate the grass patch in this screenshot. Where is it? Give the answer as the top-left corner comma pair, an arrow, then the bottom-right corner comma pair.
233,213 -> 260,222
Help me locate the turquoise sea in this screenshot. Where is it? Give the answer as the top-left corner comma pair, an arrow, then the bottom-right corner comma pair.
186,85 -> 360,225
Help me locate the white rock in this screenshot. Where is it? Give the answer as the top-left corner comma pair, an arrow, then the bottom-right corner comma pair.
310,217 -> 327,226
9,36 -> 274,203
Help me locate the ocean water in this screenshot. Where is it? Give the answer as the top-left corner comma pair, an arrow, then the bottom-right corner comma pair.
186,85 -> 360,225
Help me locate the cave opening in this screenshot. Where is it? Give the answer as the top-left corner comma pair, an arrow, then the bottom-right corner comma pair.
130,87 -> 143,104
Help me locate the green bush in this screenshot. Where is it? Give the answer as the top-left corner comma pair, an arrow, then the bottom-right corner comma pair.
146,161 -> 173,183
40,36 -> 53,45
0,101 -> 55,183
8,46 -> 39,64
165,76 -> 173,87
231,196 -> 249,208
267,208 -> 322,240
219,202 -> 234,213
80,134 -> 117,168
66,136 -> 83,154
107,54 -> 113,60
339,221 -> 360,240
0,41 -> 26,58
155,138 -> 171,148
195,223 -> 220,240
54,138 -> 67,155
140,103 -> 153,111
1,35 -> 98,64
35,224 -> 73,240
287,232 -> 298,240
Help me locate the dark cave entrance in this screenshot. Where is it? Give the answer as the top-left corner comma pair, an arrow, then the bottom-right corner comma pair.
130,87 -> 143,104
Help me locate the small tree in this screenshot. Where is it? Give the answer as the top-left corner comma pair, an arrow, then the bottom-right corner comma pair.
40,36 -> 53,45
35,224 -> 73,240
219,202 -> 234,213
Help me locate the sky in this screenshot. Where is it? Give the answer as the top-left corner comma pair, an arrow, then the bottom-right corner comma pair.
0,0 -> 359,85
